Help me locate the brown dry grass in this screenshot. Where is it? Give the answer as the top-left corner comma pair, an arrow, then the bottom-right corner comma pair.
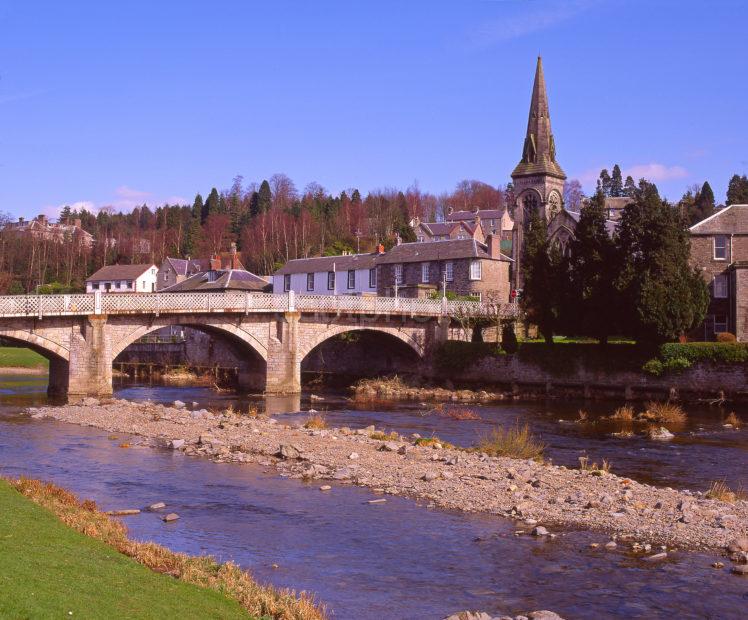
445,407 -> 480,421
355,376 -> 407,393
369,430 -> 400,441
475,424 -> 545,461
578,455 -> 612,474
576,410 -> 588,423
725,412 -> 743,429
414,436 -> 454,449
303,414 -> 327,430
641,401 -> 687,429
611,405 -> 635,421
6,477 -> 325,620
705,479 -> 748,503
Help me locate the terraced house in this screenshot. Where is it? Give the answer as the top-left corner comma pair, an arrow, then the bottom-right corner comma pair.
689,204 -> 748,340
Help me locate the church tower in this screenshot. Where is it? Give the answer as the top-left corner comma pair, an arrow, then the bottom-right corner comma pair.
510,57 -> 566,289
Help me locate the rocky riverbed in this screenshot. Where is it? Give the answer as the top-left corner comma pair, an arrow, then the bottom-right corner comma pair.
27,399 -> 748,557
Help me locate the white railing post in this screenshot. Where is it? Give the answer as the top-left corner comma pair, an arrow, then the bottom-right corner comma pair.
441,296 -> 447,315
38,293 -> 43,320
94,290 -> 102,315
288,289 -> 295,311
245,292 -> 250,315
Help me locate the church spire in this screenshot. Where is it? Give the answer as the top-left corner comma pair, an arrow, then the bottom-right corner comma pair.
511,56 -> 566,180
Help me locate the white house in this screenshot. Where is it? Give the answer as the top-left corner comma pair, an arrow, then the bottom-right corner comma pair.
85,264 -> 159,293
272,252 -> 380,296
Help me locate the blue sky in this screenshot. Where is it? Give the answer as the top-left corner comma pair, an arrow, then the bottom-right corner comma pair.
1,0 -> 746,217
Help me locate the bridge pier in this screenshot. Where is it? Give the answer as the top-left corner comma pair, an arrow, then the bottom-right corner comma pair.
67,315 -> 114,398
265,312 -> 301,394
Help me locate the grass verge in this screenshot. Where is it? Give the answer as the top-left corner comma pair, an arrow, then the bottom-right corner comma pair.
1,477 -> 325,620
0,346 -> 48,369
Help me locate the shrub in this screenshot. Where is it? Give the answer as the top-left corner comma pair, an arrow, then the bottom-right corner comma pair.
501,323 -> 519,354
474,424 -> 545,461
641,401 -> 687,427
660,342 -> 748,364
578,455 -> 612,474
414,436 -> 454,449
642,358 -> 664,376
725,411 -> 743,429
369,430 -> 399,441
705,480 -> 747,503
716,332 -> 737,343
611,405 -> 635,421
662,356 -> 692,373
303,414 -> 327,430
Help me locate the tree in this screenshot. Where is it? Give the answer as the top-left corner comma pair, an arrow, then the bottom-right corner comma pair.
204,187 -> 222,220
567,191 -> 618,343
191,194 -> 204,221
563,179 -> 585,211
681,181 -> 715,225
257,180 -> 272,214
623,175 -> 636,197
726,174 -> 748,206
610,164 -> 624,197
597,169 -> 612,196
615,181 -> 708,345
59,205 -> 72,222
521,211 -> 566,344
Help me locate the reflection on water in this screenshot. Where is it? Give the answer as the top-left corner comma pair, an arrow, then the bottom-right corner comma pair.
1,376 -> 747,618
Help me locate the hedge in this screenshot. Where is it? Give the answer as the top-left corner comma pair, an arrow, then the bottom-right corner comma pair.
660,342 -> 748,364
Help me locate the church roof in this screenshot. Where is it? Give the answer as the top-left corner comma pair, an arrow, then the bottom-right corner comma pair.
511,57 -> 566,181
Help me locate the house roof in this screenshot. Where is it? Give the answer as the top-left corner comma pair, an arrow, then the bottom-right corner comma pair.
690,204 -> 748,234
604,196 -> 634,210
419,222 -> 458,236
87,264 -> 155,282
377,239 -> 510,264
446,209 -> 503,222
160,269 -> 270,292
164,253 -> 245,276
563,209 -> 618,236
274,252 -> 380,275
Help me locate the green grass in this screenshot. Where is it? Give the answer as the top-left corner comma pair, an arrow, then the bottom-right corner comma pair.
0,480 -> 251,619
0,346 -> 48,368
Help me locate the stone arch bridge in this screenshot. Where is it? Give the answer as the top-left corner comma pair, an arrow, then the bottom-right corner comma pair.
0,291 -> 515,397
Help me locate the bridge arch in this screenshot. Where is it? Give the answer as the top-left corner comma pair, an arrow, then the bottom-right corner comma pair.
111,316 -> 268,361
0,328 -> 69,362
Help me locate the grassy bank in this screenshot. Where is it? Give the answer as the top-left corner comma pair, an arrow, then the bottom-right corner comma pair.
0,346 -> 48,370
0,478 -> 324,619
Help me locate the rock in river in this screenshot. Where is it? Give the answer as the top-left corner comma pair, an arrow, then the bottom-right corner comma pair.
277,444 -> 300,460
162,513 -> 180,522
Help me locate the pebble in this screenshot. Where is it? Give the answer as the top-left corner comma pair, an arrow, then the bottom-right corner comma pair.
421,471 -> 439,482
605,541 -> 617,550
349,452 -> 360,460
731,565 -> 748,575
531,526 -> 549,537
146,502 -> 166,511
644,552 -> 668,562
319,485 -> 332,491
162,513 -> 180,522
367,498 -> 387,504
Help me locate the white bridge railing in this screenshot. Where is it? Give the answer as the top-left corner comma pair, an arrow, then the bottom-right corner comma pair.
0,291 -> 519,320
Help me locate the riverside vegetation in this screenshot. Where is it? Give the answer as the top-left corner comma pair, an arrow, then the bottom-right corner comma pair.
0,478 -> 323,619
26,398 -> 748,556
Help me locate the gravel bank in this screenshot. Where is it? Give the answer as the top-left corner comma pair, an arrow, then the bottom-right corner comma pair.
27,399 -> 748,553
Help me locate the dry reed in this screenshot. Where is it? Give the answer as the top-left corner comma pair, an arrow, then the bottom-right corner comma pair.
475,424 -> 545,461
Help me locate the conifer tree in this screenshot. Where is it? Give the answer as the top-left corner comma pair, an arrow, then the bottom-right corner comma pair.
610,164 -> 624,197
191,194 -> 204,221
623,176 -> 636,197
726,174 -> 748,205
257,180 -> 272,213
597,169 -> 612,196
615,181 -> 708,344
205,187 -> 221,220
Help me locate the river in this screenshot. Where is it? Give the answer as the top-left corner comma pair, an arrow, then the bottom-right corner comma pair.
1,375 -> 747,619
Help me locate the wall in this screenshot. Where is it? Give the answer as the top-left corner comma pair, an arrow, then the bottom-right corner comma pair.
438,353 -> 748,402
272,269 -> 377,295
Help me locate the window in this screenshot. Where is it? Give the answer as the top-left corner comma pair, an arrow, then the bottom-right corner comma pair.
394,264 -> 403,284
417,236 -> 425,243
421,262 -> 430,283
327,271 -> 335,290
151,268 -> 156,275
714,315 -> 728,333
369,268 -> 377,288
126,280 -> 133,288
714,235 -> 728,260
283,274 -> 291,292
306,273 -> 314,291
445,261 -> 454,282
92,283 -> 99,290
470,260 -> 482,280
714,274 -> 728,299
347,270 -> 355,289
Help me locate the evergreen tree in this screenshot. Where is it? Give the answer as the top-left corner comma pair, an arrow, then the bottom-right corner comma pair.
690,181 -> 715,224
248,191 -> 260,218
615,181 -> 708,345
257,180 -> 272,213
59,205 -> 72,222
182,217 -> 202,258
351,189 -> 362,204
204,187 -> 221,220
567,191 -> 618,343
726,174 -> 748,206
623,176 -> 636,197
610,164 -> 624,197
191,194 -> 204,221
521,211 -> 565,344
597,169 -> 612,196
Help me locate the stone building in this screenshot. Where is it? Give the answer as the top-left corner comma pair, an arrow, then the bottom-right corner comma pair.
412,219 -> 485,243
4,214 -> 94,248
157,244 -> 245,291
375,236 -> 511,301
689,204 -> 748,340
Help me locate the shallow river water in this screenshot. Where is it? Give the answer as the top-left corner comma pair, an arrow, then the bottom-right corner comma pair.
2,376 -> 747,619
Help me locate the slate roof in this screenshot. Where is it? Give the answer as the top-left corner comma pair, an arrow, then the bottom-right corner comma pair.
376,239 -> 511,264
160,269 -> 270,292
689,205 -> 748,234
274,252 -> 380,275
87,264 -> 155,282
446,209 -> 503,222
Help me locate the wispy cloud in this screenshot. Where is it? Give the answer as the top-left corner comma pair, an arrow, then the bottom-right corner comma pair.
41,187 -> 189,218
469,0 -> 598,48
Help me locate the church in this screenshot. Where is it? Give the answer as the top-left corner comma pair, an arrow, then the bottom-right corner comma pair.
412,57 -> 583,292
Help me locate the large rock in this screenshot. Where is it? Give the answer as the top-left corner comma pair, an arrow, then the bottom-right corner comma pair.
528,612 -> 566,620
647,426 -> 674,441
379,441 -> 401,452
443,612 -> 493,620
169,439 -> 185,450
277,444 -> 300,460
172,400 -> 186,409
727,537 -> 748,553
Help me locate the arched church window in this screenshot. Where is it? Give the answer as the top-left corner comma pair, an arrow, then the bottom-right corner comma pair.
522,192 -> 538,227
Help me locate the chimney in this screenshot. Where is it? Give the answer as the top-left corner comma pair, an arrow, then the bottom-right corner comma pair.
230,242 -> 240,269
18,217 -> 24,224
74,218 -> 82,228
487,233 -> 501,259
377,243 -> 385,254
395,233 -> 402,246
210,254 -> 221,270
37,214 -> 47,224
